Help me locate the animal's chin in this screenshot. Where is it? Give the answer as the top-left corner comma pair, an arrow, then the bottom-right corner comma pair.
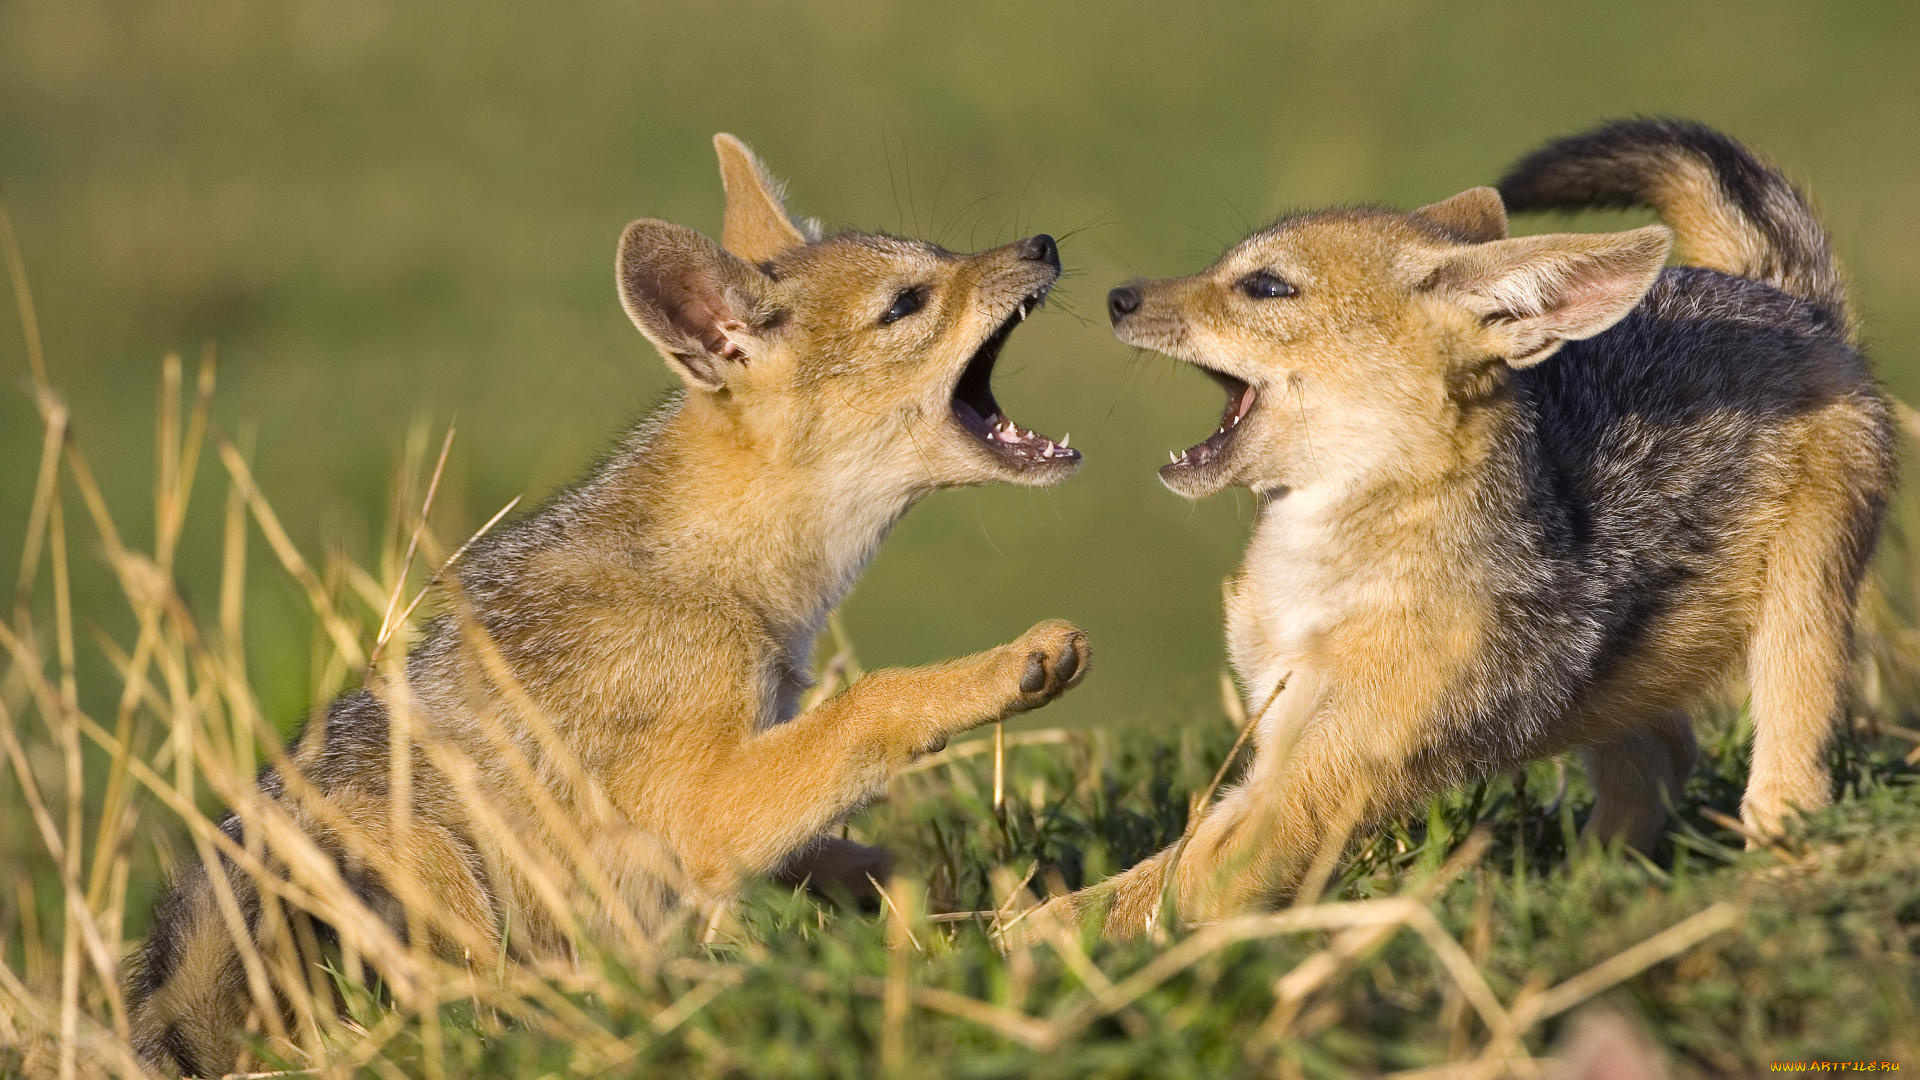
1157,366 -> 1257,498
947,284 -> 1081,483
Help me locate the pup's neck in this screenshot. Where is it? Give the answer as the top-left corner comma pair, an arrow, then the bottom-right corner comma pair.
1230,397 -> 1529,699
611,393 -> 916,641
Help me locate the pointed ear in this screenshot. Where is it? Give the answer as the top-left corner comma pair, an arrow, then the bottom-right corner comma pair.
713,133 -> 807,264
1428,224 -> 1672,366
1415,186 -> 1508,243
616,219 -> 769,392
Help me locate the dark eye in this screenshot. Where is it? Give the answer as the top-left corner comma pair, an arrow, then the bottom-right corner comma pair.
880,287 -> 925,324
1238,271 -> 1297,300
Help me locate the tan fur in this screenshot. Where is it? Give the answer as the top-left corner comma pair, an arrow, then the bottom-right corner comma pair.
715,132 -> 811,261
1581,715 -> 1697,851
1653,161 -> 1763,279
1058,169 -> 1887,935
1744,403 -> 1879,835
1649,158 -> 1857,335
1414,186 -> 1509,244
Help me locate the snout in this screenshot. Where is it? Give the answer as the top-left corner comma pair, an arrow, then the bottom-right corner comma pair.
1017,233 -> 1059,268
1107,284 -> 1142,323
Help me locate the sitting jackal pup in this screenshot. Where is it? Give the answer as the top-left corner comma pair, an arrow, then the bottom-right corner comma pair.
1070,120 -> 1890,936
129,134 -> 1088,1073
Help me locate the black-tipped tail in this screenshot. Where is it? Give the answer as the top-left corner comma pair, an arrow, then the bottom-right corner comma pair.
1498,119 -> 1850,334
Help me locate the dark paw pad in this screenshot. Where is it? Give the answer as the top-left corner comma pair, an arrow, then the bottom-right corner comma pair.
1020,653 -> 1049,695
1052,641 -> 1081,685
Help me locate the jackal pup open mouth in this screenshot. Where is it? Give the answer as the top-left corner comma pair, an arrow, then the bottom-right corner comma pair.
1104,272 -> 1268,497
1163,366 -> 1255,476
949,278 -> 1079,472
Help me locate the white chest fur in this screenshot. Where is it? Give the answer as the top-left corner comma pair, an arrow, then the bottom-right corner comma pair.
1225,485 -> 1349,732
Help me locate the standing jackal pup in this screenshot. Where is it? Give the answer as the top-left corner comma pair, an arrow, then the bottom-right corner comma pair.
128,134 -> 1089,1074
1073,120 -> 1890,936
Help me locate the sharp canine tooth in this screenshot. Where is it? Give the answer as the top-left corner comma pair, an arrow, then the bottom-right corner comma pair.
1060,432 -> 1070,448
1170,450 -> 1180,464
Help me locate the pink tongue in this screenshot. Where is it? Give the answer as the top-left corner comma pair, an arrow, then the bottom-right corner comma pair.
1232,384 -> 1256,421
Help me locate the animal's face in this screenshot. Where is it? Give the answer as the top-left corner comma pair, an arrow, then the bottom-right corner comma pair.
616,135 -> 1077,494
1108,187 -> 1670,498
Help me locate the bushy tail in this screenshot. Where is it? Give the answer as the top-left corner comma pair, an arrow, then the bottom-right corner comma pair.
1497,118 -> 1851,336
126,859 -> 260,1077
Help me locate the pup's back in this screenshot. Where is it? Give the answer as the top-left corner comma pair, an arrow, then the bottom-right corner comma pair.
1520,267 -> 1884,610
1487,120 -> 1893,833
1461,266 -> 1890,772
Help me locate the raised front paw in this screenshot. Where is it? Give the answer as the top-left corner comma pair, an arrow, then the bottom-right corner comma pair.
1007,619 -> 1090,714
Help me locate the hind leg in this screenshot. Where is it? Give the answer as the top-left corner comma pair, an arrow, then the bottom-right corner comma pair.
295,792 -> 502,965
775,835 -> 892,909
1744,591 -> 1848,840
1581,713 -> 1697,851
1742,475 -> 1869,841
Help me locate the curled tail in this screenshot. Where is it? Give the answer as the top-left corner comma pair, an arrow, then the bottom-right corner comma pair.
1497,118 -> 1852,336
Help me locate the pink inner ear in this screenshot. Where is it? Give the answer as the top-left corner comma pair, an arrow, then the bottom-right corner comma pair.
629,264 -> 738,359
1550,274 -> 1618,321
669,280 -> 738,358
1538,258 -> 1645,334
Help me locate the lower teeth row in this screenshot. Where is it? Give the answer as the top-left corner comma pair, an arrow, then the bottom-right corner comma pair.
989,418 -> 1073,458
1167,405 -> 1243,465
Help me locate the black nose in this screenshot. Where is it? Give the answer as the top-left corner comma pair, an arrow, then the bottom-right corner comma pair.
1108,285 -> 1142,322
1017,233 -> 1059,267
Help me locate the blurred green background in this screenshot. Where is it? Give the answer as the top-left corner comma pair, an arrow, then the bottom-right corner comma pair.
4,1 -> 1918,733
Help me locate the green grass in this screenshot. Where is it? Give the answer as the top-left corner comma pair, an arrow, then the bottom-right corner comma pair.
65,707 -> 1916,1078
1,365 -> 1915,1074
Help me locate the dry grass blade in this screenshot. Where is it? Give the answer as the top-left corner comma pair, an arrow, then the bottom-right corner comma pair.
1462,902 -> 1744,1076
0,961 -> 147,1079
904,727 -> 1081,774
1523,902 -> 1741,1025
371,422 -> 456,664
1265,829 -> 1496,1038
991,719 -> 1006,820
0,701 -> 128,1062
387,495 -> 521,636
870,875 -> 925,954
1040,900 -> 1496,1051
11,396 -> 66,613
1696,807 -> 1805,863
1149,671 -> 1288,932
0,190 -> 48,389
218,435 -> 368,668
662,957 -> 1060,1051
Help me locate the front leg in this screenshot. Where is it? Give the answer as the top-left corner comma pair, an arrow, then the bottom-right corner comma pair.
678,620 -> 1089,888
1036,785 -> 1266,939
1044,711 -> 1423,939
